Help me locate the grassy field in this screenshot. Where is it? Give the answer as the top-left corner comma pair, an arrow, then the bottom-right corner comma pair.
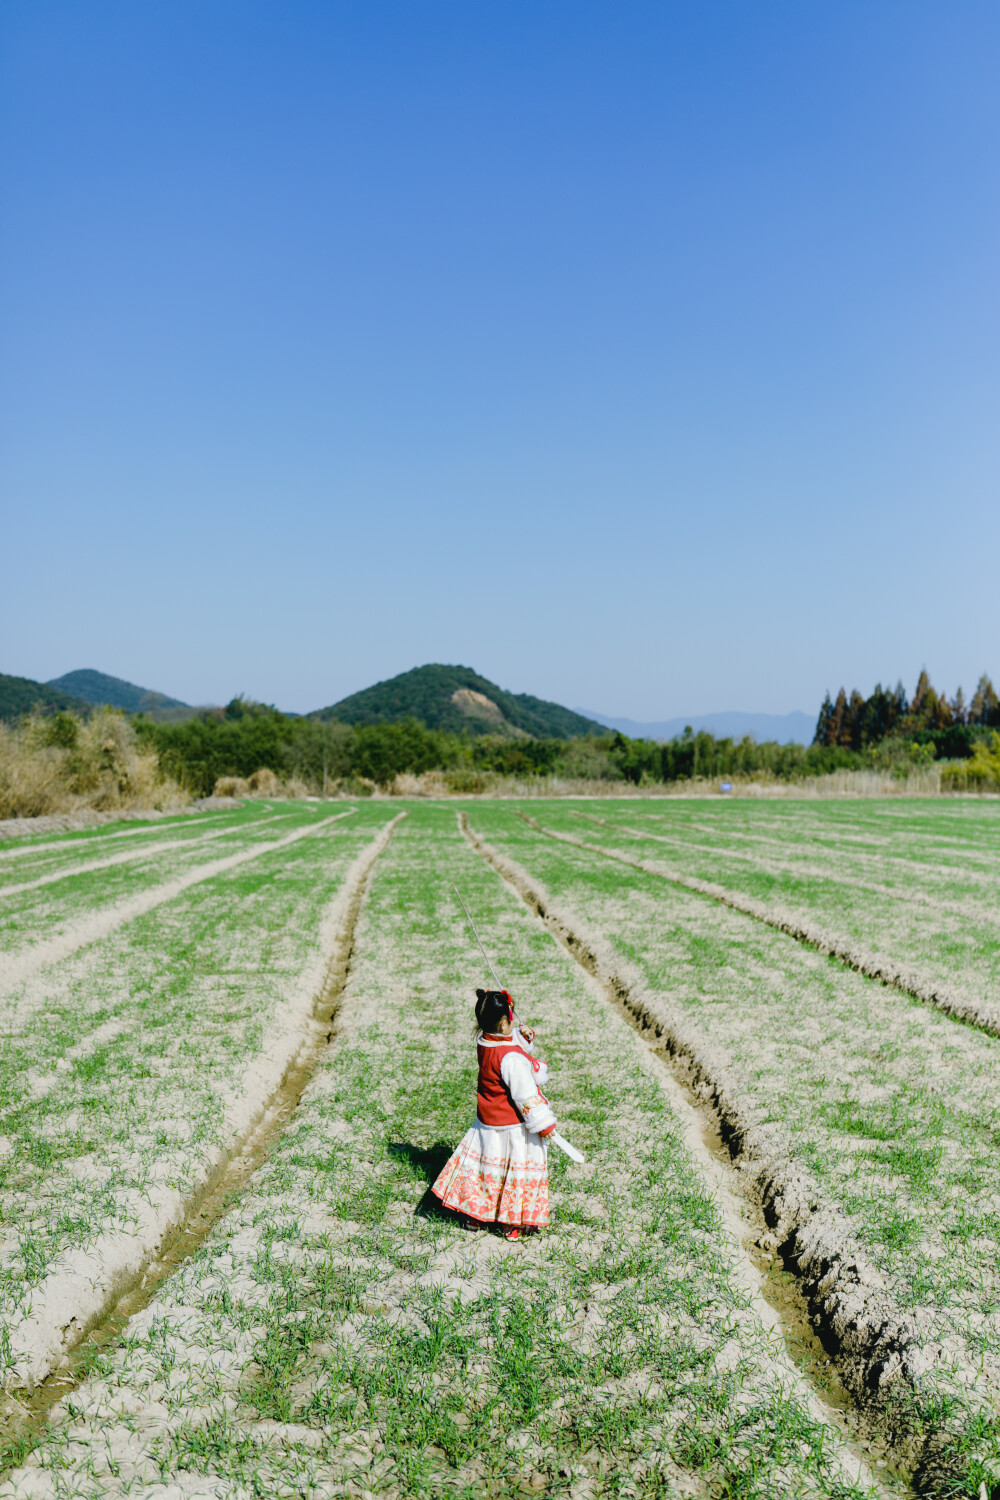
0,798 -> 998,1497
542,801 -> 1000,1022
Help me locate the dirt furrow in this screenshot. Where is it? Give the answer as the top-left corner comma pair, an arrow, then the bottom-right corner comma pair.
671,814 -> 1000,889
521,813 -> 1000,1041
0,806 -> 238,851
572,812 -> 1000,926
2,805 -> 896,1500
0,811 -> 355,995
0,818 -> 282,898
1,813 -> 403,1403
461,813 -> 998,1495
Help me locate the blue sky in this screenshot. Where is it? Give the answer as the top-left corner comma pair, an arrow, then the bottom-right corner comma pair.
2,2 -> 997,718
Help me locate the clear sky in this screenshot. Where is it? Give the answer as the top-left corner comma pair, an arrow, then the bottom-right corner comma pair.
2,2 -> 997,719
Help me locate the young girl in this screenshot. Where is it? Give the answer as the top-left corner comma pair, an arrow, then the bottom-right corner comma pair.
432,988 -> 557,1240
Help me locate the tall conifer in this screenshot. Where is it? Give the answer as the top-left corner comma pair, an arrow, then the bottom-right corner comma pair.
970,675 -> 1000,727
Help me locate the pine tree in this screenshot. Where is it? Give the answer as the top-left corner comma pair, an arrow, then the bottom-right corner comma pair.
951,687 -> 966,725
813,693 -> 834,747
910,670 -> 933,728
930,690 -> 952,729
970,674 -> 1000,727
829,688 -> 848,747
892,681 -> 909,724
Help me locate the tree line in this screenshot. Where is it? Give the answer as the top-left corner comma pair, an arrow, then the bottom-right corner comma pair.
9,678 -> 997,807
131,698 -> 872,794
813,672 -> 999,755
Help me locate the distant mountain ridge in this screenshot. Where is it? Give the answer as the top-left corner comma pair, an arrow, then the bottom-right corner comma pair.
0,672 -> 92,720
577,708 -> 816,746
47,669 -> 189,715
311,665 -> 604,740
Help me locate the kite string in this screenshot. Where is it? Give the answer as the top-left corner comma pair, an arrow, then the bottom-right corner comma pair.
452,884 -> 528,1028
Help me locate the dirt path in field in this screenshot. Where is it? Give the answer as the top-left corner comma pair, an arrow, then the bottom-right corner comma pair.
573,812 -> 1000,927
521,813 -> 1000,1042
1,814 -> 404,1402
461,813 -> 995,1494
0,811 -> 355,997
0,816 -> 283,898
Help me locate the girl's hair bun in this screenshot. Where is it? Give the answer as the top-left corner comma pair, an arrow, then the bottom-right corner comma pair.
474,988 -> 513,1034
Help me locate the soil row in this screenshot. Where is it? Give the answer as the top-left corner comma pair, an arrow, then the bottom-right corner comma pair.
0,812 -> 398,1394
2,806 -> 886,1499
461,811 -> 1000,1495
0,807 -> 344,989
521,812 -> 1000,1040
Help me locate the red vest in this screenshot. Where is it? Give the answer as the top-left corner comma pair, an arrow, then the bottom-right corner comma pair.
477,1040 -> 531,1127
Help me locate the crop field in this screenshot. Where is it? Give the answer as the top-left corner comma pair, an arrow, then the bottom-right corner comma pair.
0,798 -> 998,1498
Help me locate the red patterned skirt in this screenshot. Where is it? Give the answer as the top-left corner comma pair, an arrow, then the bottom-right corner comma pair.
432,1121 -> 550,1228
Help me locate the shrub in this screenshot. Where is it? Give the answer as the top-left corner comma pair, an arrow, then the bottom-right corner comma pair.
0,710 -> 187,819
941,733 -> 1000,793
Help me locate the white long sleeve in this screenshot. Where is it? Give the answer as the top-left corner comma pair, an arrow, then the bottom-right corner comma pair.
499,1050 -> 557,1136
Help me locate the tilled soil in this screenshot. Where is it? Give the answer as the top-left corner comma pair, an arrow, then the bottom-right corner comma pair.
554,800 -> 1000,1015
0,806 -> 320,964
1,806 -> 889,1499
0,807 -> 395,1387
465,806 -> 1000,1491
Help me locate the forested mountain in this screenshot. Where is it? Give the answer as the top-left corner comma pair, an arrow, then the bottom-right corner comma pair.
310,664 -> 604,740
47,669 -> 188,715
0,672 -> 91,720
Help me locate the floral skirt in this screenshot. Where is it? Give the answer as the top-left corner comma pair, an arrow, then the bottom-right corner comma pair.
432,1121 -> 550,1227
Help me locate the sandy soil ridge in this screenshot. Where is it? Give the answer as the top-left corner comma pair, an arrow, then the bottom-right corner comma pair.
0,809 -> 239,861
574,811 -> 1000,926
0,818 -> 282,899
0,806 -> 895,1499
460,813 -> 999,1494
3,813 -> 403,1395
0,811 -> 354,994
521,813 -> 1000,1042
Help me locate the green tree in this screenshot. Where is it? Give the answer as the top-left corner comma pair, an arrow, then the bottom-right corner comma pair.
970,674 -> 1000,727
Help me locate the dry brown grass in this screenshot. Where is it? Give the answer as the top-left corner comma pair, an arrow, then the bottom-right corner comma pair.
0,710 -> 189,819
380,766 -> 949,799
212,768 -> 311,799
941,732 -> 1000,793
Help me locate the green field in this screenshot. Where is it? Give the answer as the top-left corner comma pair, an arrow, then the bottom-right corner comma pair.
1,798 -> 999,1498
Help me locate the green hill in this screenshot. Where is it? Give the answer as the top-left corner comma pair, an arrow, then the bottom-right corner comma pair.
0,672 -> 91,720
309,664 -> 604,740
47,669 -> 188,715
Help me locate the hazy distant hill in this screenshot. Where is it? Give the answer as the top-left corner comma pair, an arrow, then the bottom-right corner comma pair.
47,669 -> 189,716
0,672 -> 91,720
577,708 -> 816,746
311,665 -> 604,740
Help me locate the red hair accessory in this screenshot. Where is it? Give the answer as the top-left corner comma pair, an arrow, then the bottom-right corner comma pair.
502,989 -> 513,1021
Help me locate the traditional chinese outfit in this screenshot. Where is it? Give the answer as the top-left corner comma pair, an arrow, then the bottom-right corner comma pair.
432,1026 -> 557,1229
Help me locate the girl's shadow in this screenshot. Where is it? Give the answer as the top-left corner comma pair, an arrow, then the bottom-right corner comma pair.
387,1141 -> 454,1219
